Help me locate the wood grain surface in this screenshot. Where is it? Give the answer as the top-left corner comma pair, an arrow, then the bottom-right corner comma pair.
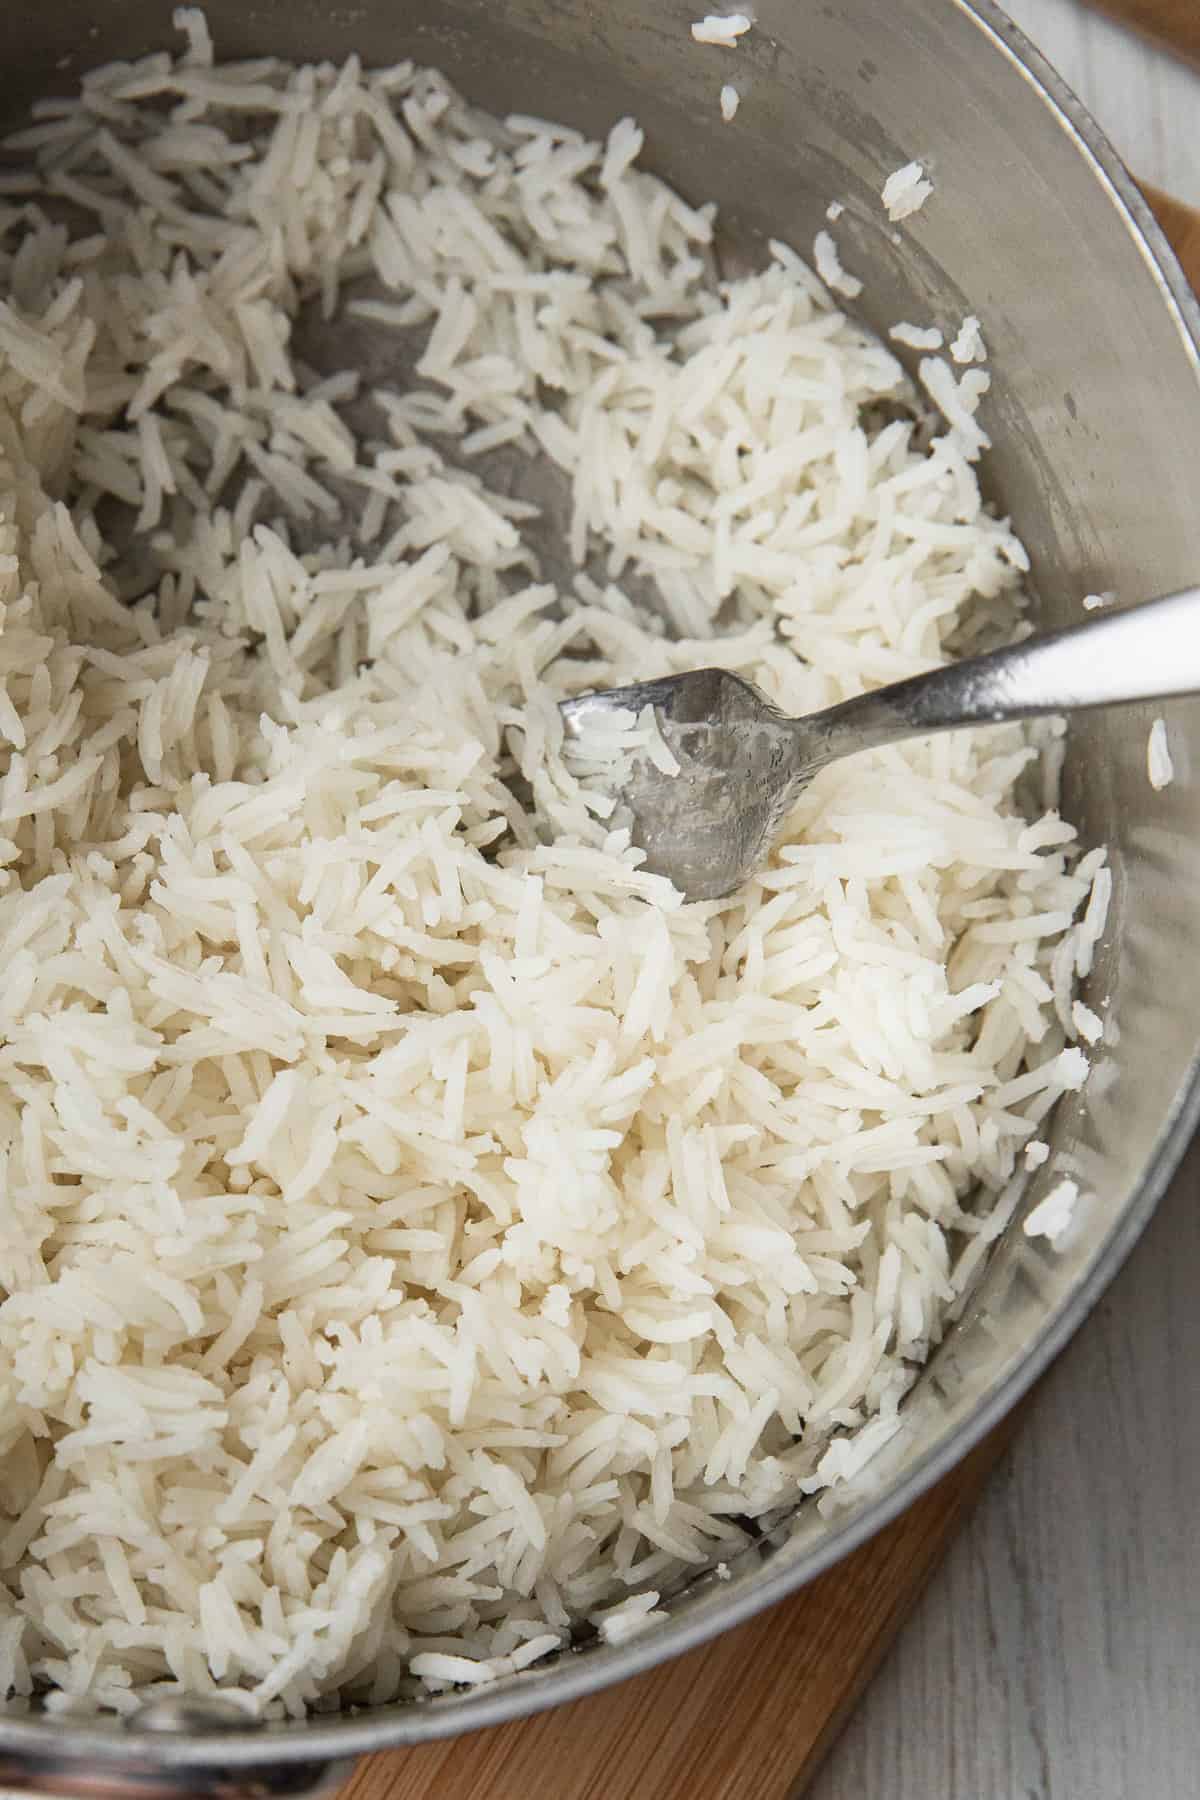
341,1415 -> 1023,1800
337,85 -> 1200,1800
1005,0 -> 1200,207
809,12 -> 1200,1781
1143,182 -> 1200,285
1089,0 -> 1200,66
808,1133 -> 1200,1800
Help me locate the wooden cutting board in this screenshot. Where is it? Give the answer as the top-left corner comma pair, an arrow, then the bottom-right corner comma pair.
338,184 -> 1200,1800
339,1417 -> 1023,1800
1091,0 -> 1200,67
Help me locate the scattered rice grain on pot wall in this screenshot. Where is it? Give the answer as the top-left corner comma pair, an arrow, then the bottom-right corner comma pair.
881,160 -> 933,221
691,12 -> 752,45
1147,717 -> 1175,790
0,28 -> 1106,1718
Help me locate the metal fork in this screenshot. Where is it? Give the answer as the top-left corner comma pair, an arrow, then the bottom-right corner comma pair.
559,587 -> 1200,901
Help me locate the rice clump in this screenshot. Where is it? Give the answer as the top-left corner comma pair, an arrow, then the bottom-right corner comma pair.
881,160 -> 933,221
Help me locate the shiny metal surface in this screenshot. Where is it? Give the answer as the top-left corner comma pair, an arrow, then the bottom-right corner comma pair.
1,0 -> 1199,1791
128,1702 -> 261,1737
0,1747 -> 355,1800
561,588 -> 1200,898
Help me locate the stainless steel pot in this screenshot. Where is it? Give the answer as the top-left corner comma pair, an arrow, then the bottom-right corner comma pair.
2,0 -> 1199,1792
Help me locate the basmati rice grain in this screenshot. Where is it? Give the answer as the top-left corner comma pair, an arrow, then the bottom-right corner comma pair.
1147,717 -> 1175,790
1071,1001 -> 1103,1045
949,314 -> 986,364
691,13 -> 752,45
881,160 -> 933,221
1024,1178 -> 1080,1244
889,322 -> 943,351
812,229 -> 863,299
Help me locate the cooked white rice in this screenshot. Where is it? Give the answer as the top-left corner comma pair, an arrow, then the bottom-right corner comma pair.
719,84 -> 740,123
890,322 -> 944,352
812,229 -> 863,299
691,13 -> 753,46
0,29 -> 1107,1719
565,702 -> 682,794
881,160 -> 933,222
1071,1000 -> 1103,1045
950,315 -> 986,365
1147,716 -> 1174,789
918,355 -> 992,460
1023,1177 -> 1080,1244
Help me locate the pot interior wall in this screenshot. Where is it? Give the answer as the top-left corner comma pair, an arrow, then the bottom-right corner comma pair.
1,0 -> 1199,1755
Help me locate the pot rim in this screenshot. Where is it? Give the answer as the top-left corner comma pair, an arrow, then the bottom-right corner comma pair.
2,0 -> 1199,1770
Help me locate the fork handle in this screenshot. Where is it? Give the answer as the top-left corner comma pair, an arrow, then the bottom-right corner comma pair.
806,586 -> 1200,763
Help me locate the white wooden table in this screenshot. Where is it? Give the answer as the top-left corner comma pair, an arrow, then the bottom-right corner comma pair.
809,6 -> 1200,1796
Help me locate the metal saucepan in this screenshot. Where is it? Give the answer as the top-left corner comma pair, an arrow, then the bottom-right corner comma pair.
1,0 -> 1198,1792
